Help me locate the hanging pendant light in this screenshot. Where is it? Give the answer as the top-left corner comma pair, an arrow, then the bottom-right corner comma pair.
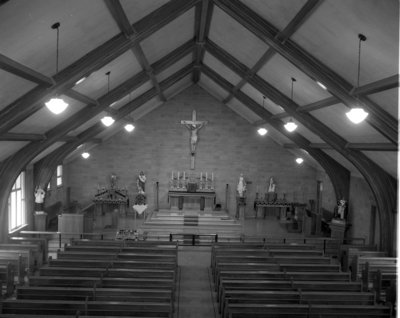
45,22 -> 69,115
284,77 -> 298,132
124,93 -> 135,132
296,157 -> 304,164
81,152 -> 90,159
101,71 -> 115,127
346,34 -> 369,124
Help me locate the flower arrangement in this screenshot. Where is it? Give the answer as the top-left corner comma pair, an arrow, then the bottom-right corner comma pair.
134,193 -> 146,205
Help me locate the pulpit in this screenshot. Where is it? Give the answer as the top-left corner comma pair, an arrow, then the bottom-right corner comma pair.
330,219 -> 347,242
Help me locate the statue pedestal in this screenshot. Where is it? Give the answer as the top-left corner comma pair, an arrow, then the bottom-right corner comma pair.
34,212 -> 47,231
330,218 -> 346,242
236,196 -> 246,220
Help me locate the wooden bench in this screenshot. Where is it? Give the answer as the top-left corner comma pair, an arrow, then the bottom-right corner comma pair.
57,250 -> 178,263
351,256 -> 397,281
28,275 -> 176,290
71,239 -> 178,247
9,236 -> 49,263
0,299 -> 173,317
39,266 -> 176,280
48,258 -> 178,271
218,279 -> 362,303
0,263 -> 14,296
215,270 -> 350,292
64,244 -> 178,255
17,286 -> 173,303
0,243 -> 43,269
224,303 -> 392,317
220,290 -> 376,318
0,255 -> 23,285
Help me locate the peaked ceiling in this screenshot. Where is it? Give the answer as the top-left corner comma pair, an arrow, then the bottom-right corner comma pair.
0,0 -> 398,177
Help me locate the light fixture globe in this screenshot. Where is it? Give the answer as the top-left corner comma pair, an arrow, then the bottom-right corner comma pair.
296,157 -> 304,164
81,152 -> 90,159
284,120 -> 297,132
45,97 -> 69,115
257,127 -> 267,136
346,108 -> 369,124
124,123 -> 135,132
101,116 -> 115,127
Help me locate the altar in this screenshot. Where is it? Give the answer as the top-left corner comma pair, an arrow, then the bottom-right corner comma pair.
168,191 -> 216,211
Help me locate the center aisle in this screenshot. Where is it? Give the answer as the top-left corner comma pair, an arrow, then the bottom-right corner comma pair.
176,246 -> 218,318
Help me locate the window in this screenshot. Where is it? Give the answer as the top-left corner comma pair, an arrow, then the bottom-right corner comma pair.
56,165 -> 63,187
8,171 -> 26,232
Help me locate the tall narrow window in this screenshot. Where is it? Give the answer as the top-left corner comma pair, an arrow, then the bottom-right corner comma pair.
8,172 -> 26,232
56,165 -> 63,187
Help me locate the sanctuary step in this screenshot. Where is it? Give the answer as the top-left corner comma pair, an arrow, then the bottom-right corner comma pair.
140,209 -> 242,236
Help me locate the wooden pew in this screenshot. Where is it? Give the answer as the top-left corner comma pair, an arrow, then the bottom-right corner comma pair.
57,250 -> 178,263
48,258 -> 177,271
224,303 -> 392,317
17,286 -> 173,303
0,254 -> 23,285
71,239 -> 177,247
215,270 -> 350,292
64,244 -> 178,255
0,299 -> 173,317
28,275 -> 175,290
0,243 -> 43,268
218,279 -> 362,303
0,263 -> 14,296
351,256 -> 397,281
0,245 -> 37,272
0,251 -> 28,282
9,236 -> 48,264
39,266 -> 176,280
220,290 -> 376,318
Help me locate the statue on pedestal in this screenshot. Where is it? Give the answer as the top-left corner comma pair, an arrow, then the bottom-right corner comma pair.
137,171 -> 146,194
237,173 -> 247,198
34,186 -> 46,212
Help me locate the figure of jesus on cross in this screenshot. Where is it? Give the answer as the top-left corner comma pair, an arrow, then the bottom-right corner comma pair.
181,110 -> 208,169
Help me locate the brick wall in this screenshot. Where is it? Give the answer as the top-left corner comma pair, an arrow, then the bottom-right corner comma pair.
66,85 -> 322,217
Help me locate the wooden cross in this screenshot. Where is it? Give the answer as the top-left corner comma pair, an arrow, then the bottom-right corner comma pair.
181,110 -> 208,169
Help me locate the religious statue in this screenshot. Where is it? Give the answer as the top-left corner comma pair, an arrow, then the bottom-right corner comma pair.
181,110 -> 208,169
237,173 -> 247,197
137,171 -> 146,194
34,186 -> 46,212
334,198 -> 347,220
267,177 -> 276,193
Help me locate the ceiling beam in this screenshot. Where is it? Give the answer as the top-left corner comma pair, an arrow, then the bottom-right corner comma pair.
64,89 -> 99,106
0,53 -> 54,86
284,143 -> 398,151
214,0 -> 398,144
205,38 -> 397,254
201,62 -> 351,203
222,0 -> 322,104
0,0 -> 199,135
34,63 -> 194,187
0,133 -> 46,141
104,0 -> 167,101
193,0 -> 214,82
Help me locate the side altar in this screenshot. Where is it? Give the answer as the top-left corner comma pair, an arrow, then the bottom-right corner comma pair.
168,171 -> 215,211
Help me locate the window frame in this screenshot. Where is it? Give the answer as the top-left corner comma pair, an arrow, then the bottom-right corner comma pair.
8,171 -> 26,232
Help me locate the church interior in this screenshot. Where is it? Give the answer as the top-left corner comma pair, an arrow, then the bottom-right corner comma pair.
0,0 -> 398,317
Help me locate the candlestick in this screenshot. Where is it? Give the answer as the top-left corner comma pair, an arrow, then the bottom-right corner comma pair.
212,172 -> 213,181
184,171 -> 185,179
200,172 -> 202,179
206,172 -> 208,180
171,171 -> 173,180
178,171 -> 180,179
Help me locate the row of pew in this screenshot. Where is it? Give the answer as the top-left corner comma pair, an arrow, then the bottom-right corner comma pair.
0,238 -> 179,317
211,242 -> 393,317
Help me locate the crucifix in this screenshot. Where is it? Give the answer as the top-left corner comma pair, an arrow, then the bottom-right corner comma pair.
181,110 -> 208,169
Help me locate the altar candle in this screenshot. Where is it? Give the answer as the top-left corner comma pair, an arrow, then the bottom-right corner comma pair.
178,171 -> 180,179
206,172 -> 208,180
171,171 -> 173,180
200,172 -> 202,179
184,171 -> 185,179
212,172 -> 213,181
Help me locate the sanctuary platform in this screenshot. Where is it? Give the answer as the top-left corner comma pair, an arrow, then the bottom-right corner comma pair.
140,209 -> 242,237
